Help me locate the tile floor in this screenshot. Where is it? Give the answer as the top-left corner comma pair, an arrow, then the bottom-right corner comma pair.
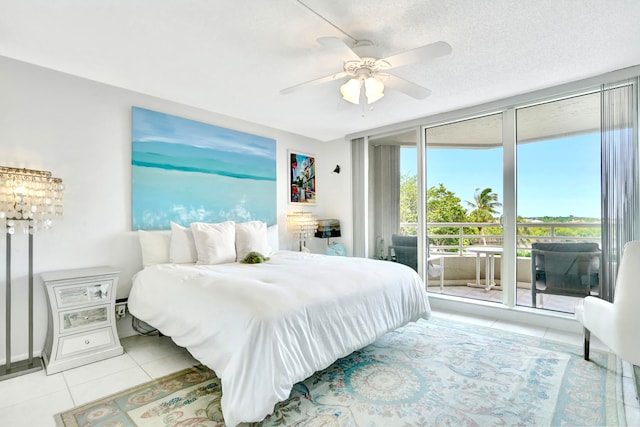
1,310 -> 638,426
428,284 -> 586,314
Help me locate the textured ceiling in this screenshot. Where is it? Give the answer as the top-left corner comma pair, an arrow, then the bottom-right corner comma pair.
1,0 -> 639,141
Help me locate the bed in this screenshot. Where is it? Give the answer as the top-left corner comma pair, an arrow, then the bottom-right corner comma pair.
128,223 -> 430,426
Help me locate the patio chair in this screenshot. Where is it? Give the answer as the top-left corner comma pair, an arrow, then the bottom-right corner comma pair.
388,234 -> 442,278
530,242 -> 600,308
575,240 -> 640,365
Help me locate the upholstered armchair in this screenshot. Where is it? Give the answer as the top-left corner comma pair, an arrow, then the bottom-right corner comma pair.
530,242 -> 601,308
575,240 -> 640,365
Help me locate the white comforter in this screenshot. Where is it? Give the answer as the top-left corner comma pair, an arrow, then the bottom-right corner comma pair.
128,251 -> 430,426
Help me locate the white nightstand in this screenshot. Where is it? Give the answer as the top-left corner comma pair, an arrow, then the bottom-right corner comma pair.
41,266 -> 123,375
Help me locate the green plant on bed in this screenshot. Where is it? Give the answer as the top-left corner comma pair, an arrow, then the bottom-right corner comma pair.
240,251 -> 270,264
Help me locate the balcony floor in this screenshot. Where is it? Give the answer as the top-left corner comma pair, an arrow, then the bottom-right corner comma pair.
426,284 -> 584,314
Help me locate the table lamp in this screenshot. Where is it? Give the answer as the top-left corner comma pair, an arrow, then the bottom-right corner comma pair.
287,211 -> 317,252
315,219 -> 345,256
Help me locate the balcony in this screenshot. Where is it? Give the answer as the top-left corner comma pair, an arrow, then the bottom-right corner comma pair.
394,221 -> 601,314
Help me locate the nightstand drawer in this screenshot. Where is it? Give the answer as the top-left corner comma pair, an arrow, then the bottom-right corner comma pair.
60,305 -> 110,332
59,328 -> 114,357
54,280 -> 113,309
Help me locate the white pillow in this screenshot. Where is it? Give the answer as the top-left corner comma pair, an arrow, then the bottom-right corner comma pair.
169,222 -> 198,263
236,221 -> 271,261
138,230 -> 171,267
191,221 -> 237,265
267,224 -> 279,252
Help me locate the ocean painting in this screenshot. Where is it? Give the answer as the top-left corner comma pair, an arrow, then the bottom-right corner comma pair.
131,107 -> 277,230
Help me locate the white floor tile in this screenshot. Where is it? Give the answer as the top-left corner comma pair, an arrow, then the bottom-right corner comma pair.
625,404 -> 640,427
62,353 -> 138,386
68,366 -> 151,406
446,312 -> 496,327
141,352 -> 200,379
0,389 -> 74,427
122,334 -> 185,365
428,310 -> 454,320
543,328 -> 583,347
622,361 -> 636,380
624,376 -> 640,408
491,320 -> 547,338
0,369 -> 67,409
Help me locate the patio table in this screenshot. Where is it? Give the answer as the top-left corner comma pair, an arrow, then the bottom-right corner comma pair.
466,246 -> 503,291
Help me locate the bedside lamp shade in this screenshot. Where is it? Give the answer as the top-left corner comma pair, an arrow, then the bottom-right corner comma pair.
287,211 -> 317,252
315,219 -> 345,256
314,219 -> 341,239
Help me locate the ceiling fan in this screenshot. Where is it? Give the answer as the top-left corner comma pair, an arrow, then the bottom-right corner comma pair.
280,36 -> 453,105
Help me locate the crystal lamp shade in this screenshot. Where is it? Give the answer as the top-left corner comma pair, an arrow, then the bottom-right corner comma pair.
287,211 -> 317,251
0,166 -> 65,234
287,211 -> 317,236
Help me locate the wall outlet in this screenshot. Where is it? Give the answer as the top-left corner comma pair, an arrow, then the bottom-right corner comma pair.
115,302 -> 127,320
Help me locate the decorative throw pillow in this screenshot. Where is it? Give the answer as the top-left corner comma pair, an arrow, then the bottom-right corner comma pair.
240,251 -> 270,264
236,221 -> 271,261
169,222 -> 198,264
191,221 -> 237,265
138,230 -> 171,267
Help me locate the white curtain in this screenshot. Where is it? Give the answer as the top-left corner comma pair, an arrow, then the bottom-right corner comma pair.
371,144 -> 401,258
351,138 -> 367,257
351,139 -> 401,259
600,77 -> 640,302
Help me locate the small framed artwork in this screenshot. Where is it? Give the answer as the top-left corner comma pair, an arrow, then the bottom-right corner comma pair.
289,151 -> 316,204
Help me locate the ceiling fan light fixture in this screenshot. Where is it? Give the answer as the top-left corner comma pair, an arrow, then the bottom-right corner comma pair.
364,77 -> 384,104
340,78 -> 361,104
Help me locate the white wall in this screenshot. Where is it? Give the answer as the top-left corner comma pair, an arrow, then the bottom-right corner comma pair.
0,55 -> 352,362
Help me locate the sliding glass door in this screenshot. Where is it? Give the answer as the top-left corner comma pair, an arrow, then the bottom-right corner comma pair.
356,73 -> 639,316
515,92 -> 601,313
423,113 -> 504,301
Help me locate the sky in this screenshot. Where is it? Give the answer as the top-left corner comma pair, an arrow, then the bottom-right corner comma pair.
400,133 -> 601,218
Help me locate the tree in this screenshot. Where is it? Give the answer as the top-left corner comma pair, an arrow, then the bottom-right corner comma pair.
399,178 -> 473,251
427,183 -> 469,250
428,183 -> 468,223
466,187 -> 502,245
400,173 -> 418,235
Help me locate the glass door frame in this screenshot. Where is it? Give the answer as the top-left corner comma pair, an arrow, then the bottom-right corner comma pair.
418,111 -> 516,305
501,108 -> 517,307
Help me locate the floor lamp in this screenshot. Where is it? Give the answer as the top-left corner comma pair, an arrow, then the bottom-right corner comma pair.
0,166 -> 64,380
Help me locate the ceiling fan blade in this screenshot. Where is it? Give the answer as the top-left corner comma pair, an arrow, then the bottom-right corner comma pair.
381,41 -> 452,69
383,73 -> 432,99
316,37 -> 361,62
280,71 -> 348,95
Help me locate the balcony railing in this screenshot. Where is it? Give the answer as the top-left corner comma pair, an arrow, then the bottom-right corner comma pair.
393,221 -> 601,312
401,221 -> 601,254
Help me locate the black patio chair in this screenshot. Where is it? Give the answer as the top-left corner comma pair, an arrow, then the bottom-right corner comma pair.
388,234 -> 443,278
530,242 -> 600,308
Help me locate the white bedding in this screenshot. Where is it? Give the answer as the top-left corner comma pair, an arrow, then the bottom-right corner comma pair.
128,250 -> 430,426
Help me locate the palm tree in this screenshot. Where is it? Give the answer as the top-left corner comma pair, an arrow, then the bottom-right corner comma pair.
466,187 -> 502,245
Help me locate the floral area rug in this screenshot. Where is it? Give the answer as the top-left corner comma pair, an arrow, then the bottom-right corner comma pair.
56,318 -> 624,426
